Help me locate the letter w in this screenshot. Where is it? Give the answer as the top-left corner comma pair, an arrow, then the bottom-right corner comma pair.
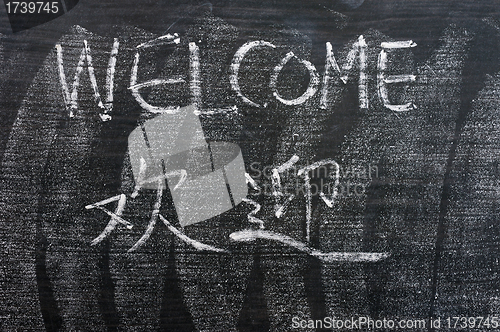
56,39 -> 119,121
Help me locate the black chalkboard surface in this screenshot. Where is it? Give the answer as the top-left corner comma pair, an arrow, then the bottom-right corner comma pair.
1,1 -> 500,331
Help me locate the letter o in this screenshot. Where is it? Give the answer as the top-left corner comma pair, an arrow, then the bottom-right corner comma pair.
270,52 -> 320,106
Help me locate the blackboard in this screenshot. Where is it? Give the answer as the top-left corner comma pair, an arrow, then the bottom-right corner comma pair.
1,0 -> 500,331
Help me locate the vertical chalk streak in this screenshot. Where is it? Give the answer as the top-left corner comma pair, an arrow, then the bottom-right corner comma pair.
101,38 -> 119,121
56,44 -> 71,114
90,194 -> 128,245
230,40 -> 276,108
358,36 -> 368,110
189,42 -> 202,110
128,179 -> 163,252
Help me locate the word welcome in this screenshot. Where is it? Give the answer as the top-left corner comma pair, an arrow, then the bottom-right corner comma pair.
55,32 -> 417,121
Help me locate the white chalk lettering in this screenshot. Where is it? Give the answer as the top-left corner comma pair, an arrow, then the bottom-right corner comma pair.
56,39 -> 118,120
129,33 -> 185,114
270,52 -> 320,106
320,36 -> 368,110
230,40 -> 277,108
378,40 -> 417,112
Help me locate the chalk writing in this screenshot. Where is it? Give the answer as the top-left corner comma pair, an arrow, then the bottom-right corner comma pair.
377,40 -> 417,111
56,33 -> 391,261
57,34 -> 417,120
56,38 -> 119,120
86,152 -> 388,262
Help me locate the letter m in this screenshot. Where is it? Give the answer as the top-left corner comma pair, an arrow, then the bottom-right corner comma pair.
321,35 -> 368,110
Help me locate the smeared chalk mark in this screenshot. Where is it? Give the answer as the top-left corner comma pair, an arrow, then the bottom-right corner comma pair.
189,42 -> 202,110
242,198 -> 265,229
194,106 -> 240,116
381,40 -> 417,49
130,51 -> 183,114
384,75 -> 417,84
298,159 -> 340,243
425,64 -> 436,76
229,230 -> 389,262
90,194 -> 128,245
101,38 -> 119,121
136,33 -> 180,49
378,41 -> 417,112
159,214 -> 227,252
320,5 -> 349,20
230,40 -> 276,108
128,179 -> 163,252
270,52 -> 319,106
